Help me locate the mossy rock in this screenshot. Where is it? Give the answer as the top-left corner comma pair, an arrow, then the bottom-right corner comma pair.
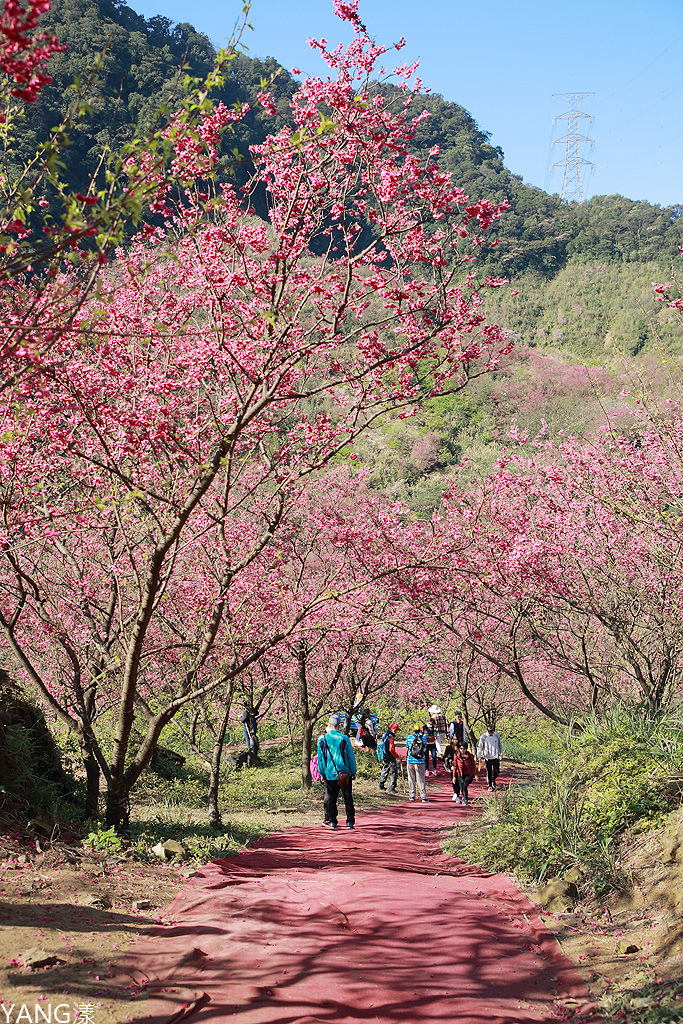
534,878 -> 579,907
0,670 -> 75,816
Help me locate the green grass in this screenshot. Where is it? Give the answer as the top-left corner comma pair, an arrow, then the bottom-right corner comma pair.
449,705 -> 683,895
129,817 -> 269,862
503,736 -> 557,767
125,737 -> 387,861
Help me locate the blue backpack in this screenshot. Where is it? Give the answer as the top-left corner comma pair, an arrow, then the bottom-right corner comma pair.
377,730 -> 394,762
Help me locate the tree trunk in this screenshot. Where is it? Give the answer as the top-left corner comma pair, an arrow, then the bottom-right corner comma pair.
208,701 -> 232,828
189,707 -> 201,747
342,697 -> 355,736
104,710 -> 172,831
82,744 -> 100,819
302,717 -> 315,790
104,781 -> 130,832
285,698 -> 296,751
461,699 -> 478,749
297,642 -> 314,789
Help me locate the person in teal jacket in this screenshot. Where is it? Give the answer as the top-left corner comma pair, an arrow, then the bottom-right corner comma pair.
405,724 -> 429,802
317,714 -> 358,830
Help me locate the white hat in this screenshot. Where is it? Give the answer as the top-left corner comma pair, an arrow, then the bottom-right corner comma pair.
428,705 -> 441,715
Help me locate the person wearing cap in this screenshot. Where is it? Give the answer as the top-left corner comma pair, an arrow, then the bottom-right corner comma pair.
317,713 -> 358,830
429,705 -> 448,754
378,723 -> 400,793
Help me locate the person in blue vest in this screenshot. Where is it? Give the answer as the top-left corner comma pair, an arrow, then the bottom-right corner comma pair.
317,714 -> 358,830
378,723 -> 400,793
449,711 -> 465,743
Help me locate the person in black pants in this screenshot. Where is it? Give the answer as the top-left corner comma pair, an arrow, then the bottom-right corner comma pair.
454,742 -> 477,806
317,714 -> 358,830
423,719 -> 437,774
477,726 -> 503,792
378,723 -> 400,792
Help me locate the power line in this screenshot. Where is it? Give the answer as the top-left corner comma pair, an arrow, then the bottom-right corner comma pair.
550,92 -> 595,203
605,30 -> 683,100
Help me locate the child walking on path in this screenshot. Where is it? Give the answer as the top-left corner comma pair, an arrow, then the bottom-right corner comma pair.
453,741 -> 478,806
423,718 -> 438,775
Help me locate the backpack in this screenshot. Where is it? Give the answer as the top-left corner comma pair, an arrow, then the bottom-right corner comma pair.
376,733 -> 389,762
310,754 -> 322,782
408,733 -> 425,759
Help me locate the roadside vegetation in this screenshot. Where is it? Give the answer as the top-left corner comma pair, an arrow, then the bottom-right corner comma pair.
445,705 -> 683,1024
0,690 -> 389,862
4,685 -> 683,1024
451,705 -> 683,892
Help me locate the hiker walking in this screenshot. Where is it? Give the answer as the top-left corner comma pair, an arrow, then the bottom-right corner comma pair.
453,741 -> 478,806
360,708 -> 377,751
477,725 -> 503,792
378,723 -> 400,793
449,711 -> 466,747
429,705 -> 448,754
443,734 -> 459,775
241,701 -> 257,749
240,702 -> 260,764
317,714 -> 358,830
423,718 -> 438,775
406,724 -> 429,802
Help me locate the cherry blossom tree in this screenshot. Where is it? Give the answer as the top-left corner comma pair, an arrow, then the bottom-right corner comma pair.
419,411 -> 683,723
0,1 -> 512,830
0,0 -> 249,384
246,471 -> 421,788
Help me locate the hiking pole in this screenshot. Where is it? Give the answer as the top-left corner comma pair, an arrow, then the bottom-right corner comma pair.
399,759 -> 406,794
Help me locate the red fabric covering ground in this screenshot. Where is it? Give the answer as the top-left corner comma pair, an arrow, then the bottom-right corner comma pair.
120,770 -> 600,1024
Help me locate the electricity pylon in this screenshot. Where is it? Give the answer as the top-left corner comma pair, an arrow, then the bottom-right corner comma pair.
551,93 -> 594,202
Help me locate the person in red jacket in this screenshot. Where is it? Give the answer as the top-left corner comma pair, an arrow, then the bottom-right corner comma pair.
378,723 -> 400,792
454,741 -> 478,806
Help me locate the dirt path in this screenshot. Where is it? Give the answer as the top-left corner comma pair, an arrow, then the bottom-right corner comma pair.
119,771 -> 600,1024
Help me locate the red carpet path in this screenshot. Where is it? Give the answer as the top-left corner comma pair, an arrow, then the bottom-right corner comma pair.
121,771 -> 600,1024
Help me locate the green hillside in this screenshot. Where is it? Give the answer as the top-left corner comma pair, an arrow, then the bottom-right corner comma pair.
11,0 -> 683,511
17,0 -> 683,283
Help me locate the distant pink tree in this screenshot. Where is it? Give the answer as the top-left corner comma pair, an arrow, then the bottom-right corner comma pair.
424,408 -> 683,718
410,432 -> 442,474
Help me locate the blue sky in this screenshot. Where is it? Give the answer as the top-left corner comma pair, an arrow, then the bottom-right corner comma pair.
130,0 -> 683,207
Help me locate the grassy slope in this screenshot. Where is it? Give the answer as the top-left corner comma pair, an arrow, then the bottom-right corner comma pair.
444,707 -> 683,1024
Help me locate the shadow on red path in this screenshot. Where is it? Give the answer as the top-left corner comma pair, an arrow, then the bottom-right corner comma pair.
120,772 -> 601,1024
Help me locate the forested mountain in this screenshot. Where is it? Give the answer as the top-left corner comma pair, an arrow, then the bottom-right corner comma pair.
378,87 -> 683,277
14,0 -> 298,202
17,0 -> 683,510
22,0 -> 683,279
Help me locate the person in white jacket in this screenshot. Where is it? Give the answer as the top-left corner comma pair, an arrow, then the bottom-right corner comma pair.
477,727 -> 503,792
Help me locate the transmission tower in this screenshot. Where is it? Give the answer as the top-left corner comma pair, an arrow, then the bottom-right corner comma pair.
551,92 -> 595,202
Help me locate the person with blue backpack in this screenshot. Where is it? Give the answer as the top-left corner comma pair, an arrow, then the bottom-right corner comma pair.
377,723 -> 400,793
405,723 -> 429,802
317,714 -> 358,830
